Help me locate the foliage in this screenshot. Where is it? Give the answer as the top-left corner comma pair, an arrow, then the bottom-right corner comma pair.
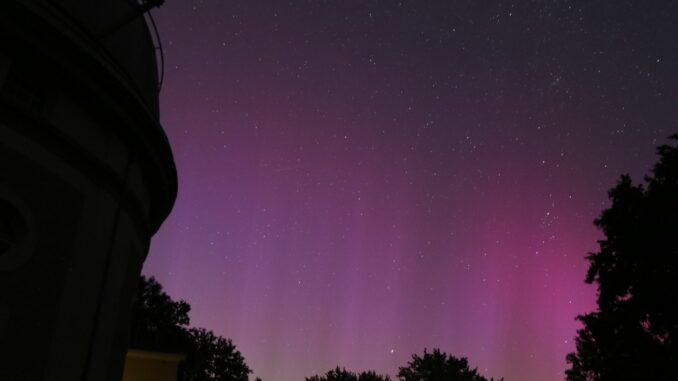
182,327 -> 251,381
130,275 -> 192,352
397,349 -> 499,381
131,276 -> 253,381
306,367 -> 391,381
565,135 -> 678,381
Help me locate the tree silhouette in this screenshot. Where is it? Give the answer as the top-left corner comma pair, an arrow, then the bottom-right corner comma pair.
182,327 -> 251,381
566,135 -> 678,381
130,276 -> 253,381
397,349 -> 499,381
306,367 -> 391,381
130,275 -> 192,353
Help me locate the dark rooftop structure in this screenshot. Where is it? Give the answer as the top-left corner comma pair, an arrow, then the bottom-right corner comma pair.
0,1 -> 177,380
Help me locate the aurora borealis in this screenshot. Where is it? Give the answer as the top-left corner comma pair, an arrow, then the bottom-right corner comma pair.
141,2 -> 678,381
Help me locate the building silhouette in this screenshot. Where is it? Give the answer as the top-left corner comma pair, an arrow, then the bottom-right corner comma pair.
0,1 -> 177,380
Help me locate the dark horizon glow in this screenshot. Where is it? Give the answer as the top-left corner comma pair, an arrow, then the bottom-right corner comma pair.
142,2 -> 677,381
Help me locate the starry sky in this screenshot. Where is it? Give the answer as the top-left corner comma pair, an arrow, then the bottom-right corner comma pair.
141,2 -> 678,381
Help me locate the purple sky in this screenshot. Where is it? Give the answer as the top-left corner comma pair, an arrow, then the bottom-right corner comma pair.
142,2 -> 677,381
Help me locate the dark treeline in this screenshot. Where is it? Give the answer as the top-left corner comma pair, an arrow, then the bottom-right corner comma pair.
306,350 -> 504,381
130,276 -> 502,381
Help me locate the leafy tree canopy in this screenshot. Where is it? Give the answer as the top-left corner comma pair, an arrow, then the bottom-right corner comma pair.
130,275 -> 192,352
184,327 -> 251,381
131,276 -> 253,381
397,349 -> 500,381
566,135 -> 678,381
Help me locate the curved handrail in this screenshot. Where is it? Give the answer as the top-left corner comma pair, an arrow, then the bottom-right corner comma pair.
145,9 -> 164,92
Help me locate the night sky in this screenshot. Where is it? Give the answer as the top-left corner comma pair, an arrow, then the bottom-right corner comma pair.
142,2 -> 678,381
